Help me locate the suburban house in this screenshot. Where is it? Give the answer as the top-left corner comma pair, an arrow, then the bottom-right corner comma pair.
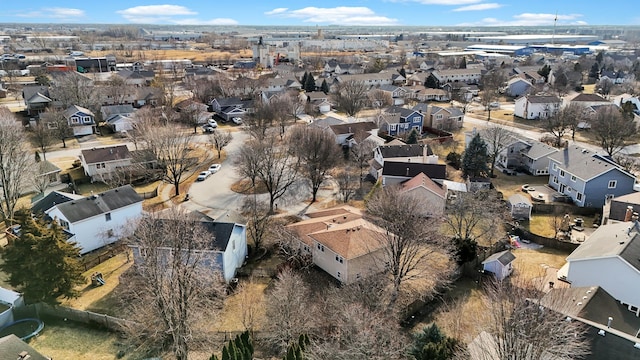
80,145 -> 133,182
381,161 -> 446,186
305,91 -> 332,113
328,121 -> 379,147
520,141 -> 559,176
310,116 -> 345,130
507,194 -> 532,220
130,220 -> 248,282
504,77 -> 532,97
415,87 -> 449,102
481,250 -> 515,280
382,106 -> 424,136
45,185 -> 144,254
370,143 -> 434,179
431,69 -> 481,84
548,146 -> 636,208
441,82 -> 476,102
33,160 -> 62,189
22,85 -> 52,116
540,286 -> 640,360
133,87 -> 161,107
376,84 -> 406,105
115,69 -> 155,86
210,97 -> 249,121
286,206 -> 386,283
569,93 -> 611,109
263,76 -> 302,92
602,192 -> 640,225
561,220 -> 640,314
101,104 -> 136,133
400,173 -> 446,217
423,105 -> 464,130
63,105 -> 96,136
514,94 -> 562,120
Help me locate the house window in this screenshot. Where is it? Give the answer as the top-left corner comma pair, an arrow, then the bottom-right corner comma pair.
552,163 -> 557,170
577,192 -> 583,201
553,176 -> 558,184
83,116 -> 92,124
389,124 -> 397,131
335,255 -> 344,264
317,244 -> 324,252
608,180 -> 617,189
337,271 -> 341,278
356,273 -> 361,280
71,116 -> 79,124
559,170 -> 565,177
105,213 -> 112,221
413,116 -> 421,123
571,175 -> 576,182
59,219 -> 69,230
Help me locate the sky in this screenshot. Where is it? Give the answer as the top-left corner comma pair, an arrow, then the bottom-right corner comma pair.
0,1 -> 638,27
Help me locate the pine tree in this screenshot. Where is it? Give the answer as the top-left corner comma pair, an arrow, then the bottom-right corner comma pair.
425,74 -> 439,89
406,129 -> 419,144
301,72 -> 308,87
462,133 -> 489,178
399,67 -> 407,78
458,57 -> 467,69
0,215 -> 85,304
211,331 -> 253,360
408,324 -> 461,360
320,79 -> 329,94
304,73 -> 316,92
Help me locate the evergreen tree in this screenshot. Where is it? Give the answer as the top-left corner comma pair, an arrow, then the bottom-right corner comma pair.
304,73 -> 316,92
408,324 -> 461,360
462,133 -> 489,178
596,51 -> 604,64
210,331 -> 253,360
589,62 -> 600,79
537,65 -> 551,82
399,67 -> 407,78
453,236 -> 478,264
320,79 -> 329,94
458,57 -> 467,69
406,129 -> 419,144
425,74 -> 439,89
301,72 -> 308,87
0,214 -> 85,304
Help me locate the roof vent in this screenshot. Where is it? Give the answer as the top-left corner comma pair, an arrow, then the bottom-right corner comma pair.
577,302 -> 583,306
634,343 -> 640,349
598,329 -> 606,337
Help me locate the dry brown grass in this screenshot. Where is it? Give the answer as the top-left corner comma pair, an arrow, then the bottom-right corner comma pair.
210,278 -> 270,332
88,49 -> 253,62
511,247 -> 570,282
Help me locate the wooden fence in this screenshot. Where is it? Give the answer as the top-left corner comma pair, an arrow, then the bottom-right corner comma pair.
136,187 -> 158,199
80,242 -> 128,271
13,303 -> 134,332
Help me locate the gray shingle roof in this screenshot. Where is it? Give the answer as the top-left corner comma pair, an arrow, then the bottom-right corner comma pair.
524,141 -> 559,160
382,161 -> 446,179
0,334 -> 48,360
32,191 -> 78,214
377,144 -> 433,158
548,146 -> 624,181
81,145 -> 131,164
526,95 -> 561,104
482,250 -> 515,266
329,121 -> 377,135
54,185 -> 143,223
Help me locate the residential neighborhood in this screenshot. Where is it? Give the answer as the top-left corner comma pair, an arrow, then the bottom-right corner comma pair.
2,18 -> 640,360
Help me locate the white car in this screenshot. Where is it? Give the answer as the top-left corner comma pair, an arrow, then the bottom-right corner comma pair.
208,164 -> 221,173
207,119 -> 218,128
196,171 -> 211,181
232,117 -> 243,125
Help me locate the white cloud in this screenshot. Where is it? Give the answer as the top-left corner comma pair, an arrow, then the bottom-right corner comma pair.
16,7 -> 85,19
458,12 -> 585,26
265,6 -> 398,26
117,5 -> 196,22
171,18 -> 238,25
265,8 -> 288,15
453,3 -> 502,11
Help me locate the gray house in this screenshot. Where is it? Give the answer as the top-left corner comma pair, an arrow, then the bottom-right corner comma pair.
548,146 -> 636,208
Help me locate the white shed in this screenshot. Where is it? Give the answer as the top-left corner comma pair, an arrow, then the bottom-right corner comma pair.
508,194 -> 532,220
482,250 -> 516,280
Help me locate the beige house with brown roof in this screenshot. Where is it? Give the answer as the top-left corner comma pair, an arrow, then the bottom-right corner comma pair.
287,206 -> 386,283
400,173 -> 446,217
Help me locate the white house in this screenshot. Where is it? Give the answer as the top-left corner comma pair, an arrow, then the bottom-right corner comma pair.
514,95 -> 561,120
80,145 -> 133,182
129,221 -> 248,283
45,185 -> 143,254
482,250 -> 516,280
562,220 -> 640,314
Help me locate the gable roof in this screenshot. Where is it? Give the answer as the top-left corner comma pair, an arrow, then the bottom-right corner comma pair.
401,173 -> 446,198
64,104 -> 94,119
377,143 -> 433,158
52,185 -> 143,223
81,145 -> 131,164
481,250 -> 515,266
200,221 -> 239,251
571,93 -> 609,103
287,206 -> 365,248
329,121 -> 377,135
0,334 -> 49,360
567,220 -> 640,274
32,190 -> 82,214
101,104 -> 134,119
548,146 -> 630,181
382,161 -> 446,180
386,106 -> 420,119
307,218 -> 386,260
508,193 -> 532,206
523,141 -> 559,160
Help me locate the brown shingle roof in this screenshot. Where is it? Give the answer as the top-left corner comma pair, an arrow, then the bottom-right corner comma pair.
81,145 -> 131,164
401,173 -> 446,198
307,218 -> 386,259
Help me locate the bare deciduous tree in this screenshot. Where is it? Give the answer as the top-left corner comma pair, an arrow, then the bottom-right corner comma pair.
241,197 -> 273,251
591,106 -> 638,156
40,109 -> 73,148
50,72 -> 101,114
444,190 -> 506,245
470,279 -> 591,360
208,129 -> 233,159
121,208 -> 225,360
102,74 -> 130,105
332,80 -> 369,117
368,88 -> 393,109
349,134 -> 377,191
481,125 -> 516,178
544,103 -> 582,147
247,97 -> 285,139
30,121 -> 54,161
289,125 -> 341,203
335,167 -> 359,203
366,186 -> 451,306
0,107 -> 33,223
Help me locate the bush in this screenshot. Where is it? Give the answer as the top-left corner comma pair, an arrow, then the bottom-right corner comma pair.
445,151 -> 461,169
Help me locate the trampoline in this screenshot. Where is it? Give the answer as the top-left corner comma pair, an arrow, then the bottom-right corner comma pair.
0,318 -> 44,341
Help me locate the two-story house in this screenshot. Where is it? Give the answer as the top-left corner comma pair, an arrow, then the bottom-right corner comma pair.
129,220 -> 248,282
370,142 -> 434,179
376,84 -> 406,105
210,97 -> 249,122
22,85 -> 52,117
328,121 -> 381,147
514,94 -> 562,120
63,105 -> 96,136
80,145 -> 133,182
382,106 -> 424,136
400,173 -> 446,217
45,185 -> 143,254
504,77 -> 532,97
381,161 -> 446,186
548,146 -> 636,208
423,105 -> 464,130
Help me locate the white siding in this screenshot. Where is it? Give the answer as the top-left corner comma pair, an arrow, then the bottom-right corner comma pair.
567,257 -> 640,309
221,225 -> 248,282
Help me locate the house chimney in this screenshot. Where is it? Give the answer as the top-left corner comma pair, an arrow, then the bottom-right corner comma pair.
406,168 -> 410,176
423,144 -> 428,162
625,206 -> 634,222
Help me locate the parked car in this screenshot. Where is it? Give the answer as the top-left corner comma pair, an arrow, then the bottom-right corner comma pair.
232,117 -> 243,125
196,171 -> 211,181
489,102 -> 500,109
521,184 -> 535,192
202,125 -> 216,133
207,119 -> 218,128
208,164 -> 221,173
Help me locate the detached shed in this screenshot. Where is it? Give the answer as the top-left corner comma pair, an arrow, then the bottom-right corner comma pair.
482,250 -> 516,280
508,194 -> 532,220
